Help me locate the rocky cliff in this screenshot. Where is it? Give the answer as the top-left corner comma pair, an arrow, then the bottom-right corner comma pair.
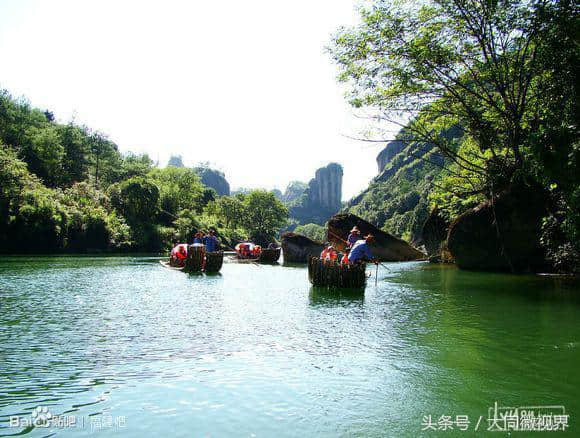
345,127 -> 460,243
309,163 -> 343,212
376,140 -> 406,173
281,181 -> 308,203
287,163 -> 343,225
194,167 -> 230,196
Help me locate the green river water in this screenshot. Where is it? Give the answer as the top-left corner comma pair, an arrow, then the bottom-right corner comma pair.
0,256 -> 579,437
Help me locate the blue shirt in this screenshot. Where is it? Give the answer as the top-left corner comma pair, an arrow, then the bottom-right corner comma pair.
193,237 -> 203,244
347,233 -> 360,246
348,240 -> 373,263
205,236 -> 218,252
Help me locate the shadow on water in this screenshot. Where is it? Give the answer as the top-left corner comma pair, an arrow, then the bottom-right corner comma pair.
391,263 -> 580,303
282,261 -> 308,270
308,286 -> 365,307
203,272 -> 223,277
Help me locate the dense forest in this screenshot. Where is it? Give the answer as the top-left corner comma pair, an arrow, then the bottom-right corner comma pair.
330,0 -> 578,272
0,90 -> 288,253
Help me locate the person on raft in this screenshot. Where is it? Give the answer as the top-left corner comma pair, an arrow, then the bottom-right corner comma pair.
204,229 -> 219,253
193,231 -> 204,244
340,248 -> 351,265
170,244 -> 188,267
320,243 -> 338,263
348,234 -> 378,265
347,226 -> 361,248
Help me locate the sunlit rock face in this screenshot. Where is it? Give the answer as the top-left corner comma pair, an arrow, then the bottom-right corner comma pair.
287,163 -> 343,225
310,163 -> 343,213
376,140 -> 405,173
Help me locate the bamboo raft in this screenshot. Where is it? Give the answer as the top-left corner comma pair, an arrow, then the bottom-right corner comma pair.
162,245 -> 224,273
258,247 -> 281,263
308,257 -> 367,289
232,247 -> 281,264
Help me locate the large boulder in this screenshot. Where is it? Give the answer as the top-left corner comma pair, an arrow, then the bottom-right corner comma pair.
327,213 -> 425,262
447,183 -> 548,272
421,207 -> 453,263
281,232 -> 325,263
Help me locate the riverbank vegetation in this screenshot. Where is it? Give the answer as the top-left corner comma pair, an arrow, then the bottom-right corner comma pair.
330,0 -> 578,272
293,223 -> 327,243
0,91 -> 287,253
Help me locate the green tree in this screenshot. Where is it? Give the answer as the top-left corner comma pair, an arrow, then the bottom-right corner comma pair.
294,223 -> 326,242
57,123 -> 90,185
88,131 -> 119,187
0,91 -> 48,151
148,167 -> 207,223
329,0 -> 577,194
117,152 -> 154,181
20,126 -> 64,187
206,195 -> 246,228
0,146 -> 32,236
240,190 -> 288,243
330,0 -> 579,265
108,177 -> 160,224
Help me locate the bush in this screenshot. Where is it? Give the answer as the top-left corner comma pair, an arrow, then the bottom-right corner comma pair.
294,223 -> 326,242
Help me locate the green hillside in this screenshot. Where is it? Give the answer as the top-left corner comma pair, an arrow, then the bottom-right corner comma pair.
345,128 -> 459,244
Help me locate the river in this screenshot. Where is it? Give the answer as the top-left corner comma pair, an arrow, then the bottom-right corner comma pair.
0,256 -> 579,436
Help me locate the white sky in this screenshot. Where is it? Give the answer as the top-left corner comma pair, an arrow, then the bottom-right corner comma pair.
0,0 -> 387,200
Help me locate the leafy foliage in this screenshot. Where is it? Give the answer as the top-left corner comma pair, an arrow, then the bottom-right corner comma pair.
241,191 -> 289,244
293,223 -> 326,243
0,90 -> 289,253
331,0 -> 579,268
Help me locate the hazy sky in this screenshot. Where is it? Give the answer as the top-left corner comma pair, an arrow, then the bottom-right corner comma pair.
0,0 -> 388,200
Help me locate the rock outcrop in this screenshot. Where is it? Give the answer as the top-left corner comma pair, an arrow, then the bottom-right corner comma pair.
281,232 -> 325,263
344,126 -> 462,243
327,213 -> 425,262
309,163 -> 343,212
447,183 -> 548,272
421,207 -> 453,263
287,163 -> 343,225
194,167 -> 230,196
167,155 -> 185,168
281,181 -> 308,203
376,140 -> 406,173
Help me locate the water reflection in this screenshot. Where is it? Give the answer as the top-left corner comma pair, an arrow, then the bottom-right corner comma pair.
0,257 -> 579,437
308,286 -> 364,307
